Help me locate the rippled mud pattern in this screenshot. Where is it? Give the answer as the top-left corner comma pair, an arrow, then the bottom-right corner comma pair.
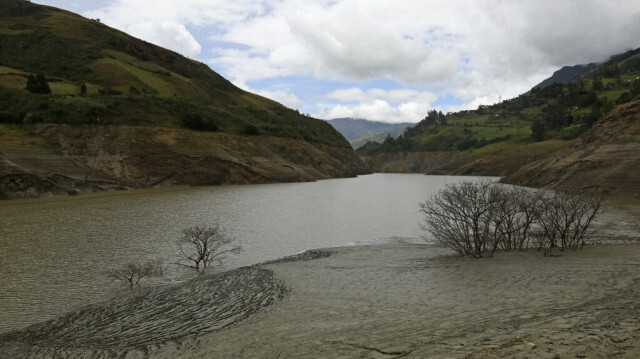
0,267 -> 288,358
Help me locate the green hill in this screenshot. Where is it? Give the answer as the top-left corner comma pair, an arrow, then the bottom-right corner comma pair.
0,0 -> 349,144
0,0 -> 366,199
359,47 -> 640,177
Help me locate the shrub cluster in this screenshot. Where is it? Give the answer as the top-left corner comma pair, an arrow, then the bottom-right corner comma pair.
26,74 -> 51,94
0,111 -> 23,124
419,180 -> 604,258
180,113 -> 219,132
107,258 -> 164,286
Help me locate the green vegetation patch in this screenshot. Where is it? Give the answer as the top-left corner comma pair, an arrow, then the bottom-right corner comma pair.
49,82 -> 79,95
94,57 -> 176,96
0,65 -> 26,75
0,0 -> 353,149
470,137 -> 569,157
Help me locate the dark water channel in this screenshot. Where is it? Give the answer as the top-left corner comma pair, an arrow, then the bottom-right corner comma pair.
0,173 -> 486,333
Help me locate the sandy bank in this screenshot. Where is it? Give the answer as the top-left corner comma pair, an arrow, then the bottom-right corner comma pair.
2,242 -> 640,358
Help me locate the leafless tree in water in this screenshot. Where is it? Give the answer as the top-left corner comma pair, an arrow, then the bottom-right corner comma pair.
420,180 -> 604,258
107,258 -> 164,286
419,179 -> 501,258
536,189 -> 605,252
177,224 -> 242,272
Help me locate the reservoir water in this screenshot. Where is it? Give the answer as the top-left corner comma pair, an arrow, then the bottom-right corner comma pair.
0,173 -> 488,333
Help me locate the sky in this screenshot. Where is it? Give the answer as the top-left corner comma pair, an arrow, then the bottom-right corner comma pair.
33,0 -> 640,123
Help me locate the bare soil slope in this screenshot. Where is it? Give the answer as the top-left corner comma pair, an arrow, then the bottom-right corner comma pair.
503,99 -> 640,197
362,138 -> 570,177
0,124 -> 366,199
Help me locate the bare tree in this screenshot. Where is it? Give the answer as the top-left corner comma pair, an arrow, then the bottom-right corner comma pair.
513,187 -> 543,250
571,189 -> 605,248
490,186 -> 542,254
107,259 -> 163,286
488,187 -> 519,256
420,180 -> 604,258
177,224 -> 242,272
419,179 -> 501,258
536,189 -> 605,252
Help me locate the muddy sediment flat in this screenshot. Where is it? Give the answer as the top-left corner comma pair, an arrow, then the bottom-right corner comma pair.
2,243 -> 640,358
0,267 -> 288,358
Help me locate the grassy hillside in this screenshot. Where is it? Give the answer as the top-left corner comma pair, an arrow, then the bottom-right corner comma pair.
0,0 -> 348,148
358,48 -> 640,160
0,0 -> 366,199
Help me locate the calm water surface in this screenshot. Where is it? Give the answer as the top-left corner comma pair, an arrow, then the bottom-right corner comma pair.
0,174 -> 489,333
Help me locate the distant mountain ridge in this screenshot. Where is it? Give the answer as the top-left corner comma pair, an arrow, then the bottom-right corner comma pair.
533,63 -> 597,90
326,118 -> 412,149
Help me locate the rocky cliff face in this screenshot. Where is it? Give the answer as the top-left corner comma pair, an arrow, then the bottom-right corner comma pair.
0,124 -> 367,199
502,99 -> 640,197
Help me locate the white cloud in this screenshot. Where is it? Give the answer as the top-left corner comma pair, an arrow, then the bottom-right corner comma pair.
325,87 -> 436,106
318,87 -> 437,123
82,0 -> 272,58
207,0 -> 640,108
85,0 -> 270,29
214,0 -> 466,84
37,0 -> 640,122
316,99 -> 429,124
126,22 -> 202,57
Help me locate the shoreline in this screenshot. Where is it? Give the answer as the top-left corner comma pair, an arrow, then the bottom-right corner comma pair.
2,242 -> 640,358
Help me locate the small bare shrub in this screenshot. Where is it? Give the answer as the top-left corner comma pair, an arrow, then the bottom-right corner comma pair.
107,258 -> 164,286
